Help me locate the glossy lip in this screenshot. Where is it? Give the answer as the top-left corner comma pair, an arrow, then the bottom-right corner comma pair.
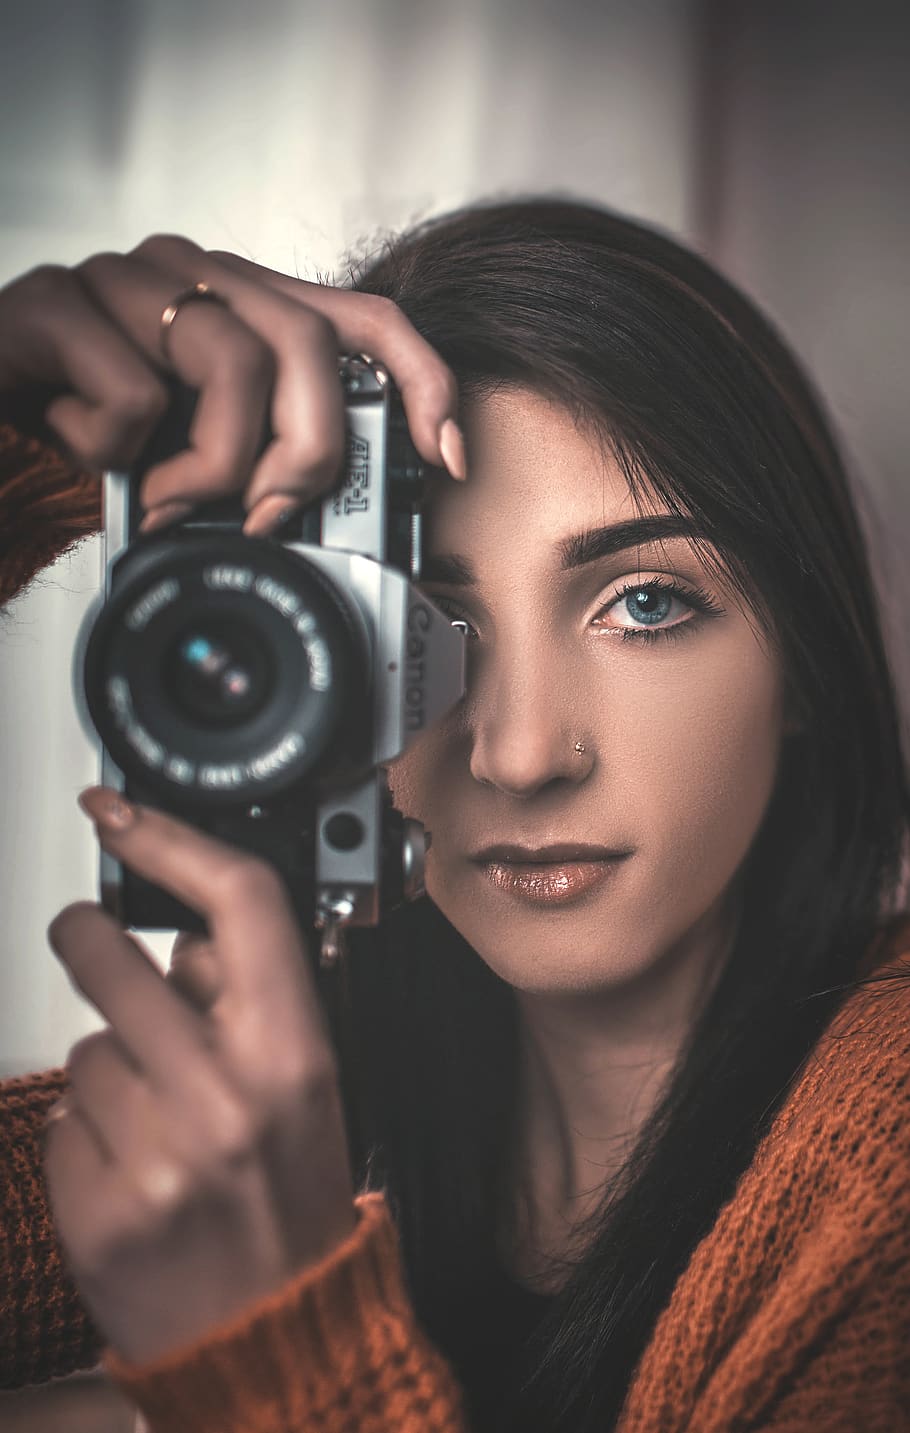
471,842 -> 632,864
477,854 -> 630,906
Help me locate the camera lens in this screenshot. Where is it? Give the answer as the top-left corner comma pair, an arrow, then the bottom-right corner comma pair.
82,534 -> 369,807
165,619 -> 273,728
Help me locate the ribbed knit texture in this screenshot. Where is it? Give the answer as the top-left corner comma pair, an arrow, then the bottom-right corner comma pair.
615,937 -> 910,1432
0,1069 -> 102,1384
2,421 -> 910,1430
105,1193 -> 469,1433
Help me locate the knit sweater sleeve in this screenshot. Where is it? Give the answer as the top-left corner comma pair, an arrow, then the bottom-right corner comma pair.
615,920 -> 910,1433
0,1067 -> 471,1430
0,1069 -> 104,1385
0,419 -> 101,608
104,1194 -> 470,1433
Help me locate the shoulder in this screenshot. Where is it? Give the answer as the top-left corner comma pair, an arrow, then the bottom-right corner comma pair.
618,920 -> 910,1431
793,912 -> 910,1109
757,911 -> 910,1193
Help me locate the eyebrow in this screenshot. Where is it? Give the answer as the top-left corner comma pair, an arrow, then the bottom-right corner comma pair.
420,514 -> 711,587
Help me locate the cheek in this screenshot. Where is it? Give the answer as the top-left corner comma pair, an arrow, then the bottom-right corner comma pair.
611,639 -> 786,898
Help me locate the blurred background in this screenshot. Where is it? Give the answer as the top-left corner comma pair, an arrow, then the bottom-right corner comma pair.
1,0 -> 908,1073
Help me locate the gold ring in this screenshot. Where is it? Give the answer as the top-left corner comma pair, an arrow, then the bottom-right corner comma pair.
159,281 -> 226,362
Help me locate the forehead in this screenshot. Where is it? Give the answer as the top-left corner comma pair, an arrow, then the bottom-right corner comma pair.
425,386 -> 672,562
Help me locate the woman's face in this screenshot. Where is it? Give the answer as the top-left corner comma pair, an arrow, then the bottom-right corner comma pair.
385,386 -> 788,996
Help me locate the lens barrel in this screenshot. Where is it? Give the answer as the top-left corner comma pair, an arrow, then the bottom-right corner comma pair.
83,533 -> 368,808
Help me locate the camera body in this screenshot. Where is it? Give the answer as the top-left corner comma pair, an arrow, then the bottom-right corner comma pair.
74,357 -> 465,966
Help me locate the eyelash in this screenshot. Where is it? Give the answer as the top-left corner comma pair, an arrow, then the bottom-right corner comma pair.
430,577 -> 724,647
599,576 -> 725,645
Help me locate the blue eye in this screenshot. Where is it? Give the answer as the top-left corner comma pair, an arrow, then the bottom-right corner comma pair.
599,577 -> 724,645
427,578 -> 725,647
621,587 -> 674,625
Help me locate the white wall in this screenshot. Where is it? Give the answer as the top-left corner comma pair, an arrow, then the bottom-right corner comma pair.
0,0 -> 699,1074
701,0 -> 910,750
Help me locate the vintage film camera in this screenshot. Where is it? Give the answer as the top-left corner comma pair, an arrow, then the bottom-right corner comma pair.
74,357 -> 466,968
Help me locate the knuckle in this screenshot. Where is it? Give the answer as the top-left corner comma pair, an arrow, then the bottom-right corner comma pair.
74,250 -> 123,286
130,232 -> 203,267
106,373 -> 170,429
66,1030 -> 108,1069
355,292 -> 401,337
204,1094 -> 255,1166
131,1156 -> 192,1215
65,1030 -> 115,1086
288,304 -> 337,354
18,262 -> 76,302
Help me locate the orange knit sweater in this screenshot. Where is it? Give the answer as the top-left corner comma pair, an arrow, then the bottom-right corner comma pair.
2,421 -> 910,1431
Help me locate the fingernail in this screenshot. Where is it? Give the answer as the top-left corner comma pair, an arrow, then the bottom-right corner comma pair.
243,494 -> 301,536
78,786 -> 136,832
438,419 -> 466,481
139,501 -> 194,534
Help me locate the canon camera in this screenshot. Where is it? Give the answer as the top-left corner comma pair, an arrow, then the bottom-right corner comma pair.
75,357 -> 466,967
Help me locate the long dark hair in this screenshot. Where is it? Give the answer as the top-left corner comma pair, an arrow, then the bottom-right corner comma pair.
318,198 -> 910,1431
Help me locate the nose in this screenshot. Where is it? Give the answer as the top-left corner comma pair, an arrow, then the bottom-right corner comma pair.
466,644 -> 592,798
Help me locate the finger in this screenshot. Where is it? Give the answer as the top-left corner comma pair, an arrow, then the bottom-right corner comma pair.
47,901 -> 238,1110
45,1091 -> 109,1162
42,1092 -> 153,1284
237,307 -> 345,521
75,250 -> 275,512
207,250 -> 465,478
167,931 -> 223,1012
73,788 -> 331,1077
65,1028 -> 225,1204
127,238 -> 349,524
0,264 -> 170,469
44,1090 -> 111,1185
65,1030 -> 164,1167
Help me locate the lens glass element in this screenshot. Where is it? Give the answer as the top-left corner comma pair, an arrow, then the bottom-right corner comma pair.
164,618 -> 274,728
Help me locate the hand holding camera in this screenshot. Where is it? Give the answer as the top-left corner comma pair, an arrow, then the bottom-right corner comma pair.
0,234 -> 465,525
1,235 -> 467,960
44,785 -> 360,1367
0,235 -> 467,1365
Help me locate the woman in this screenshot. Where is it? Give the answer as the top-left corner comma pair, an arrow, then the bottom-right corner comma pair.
0,199 -> 908,1433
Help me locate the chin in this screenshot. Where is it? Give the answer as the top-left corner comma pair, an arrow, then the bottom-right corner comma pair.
426,871 -> 641,993
425,853 -> 735,1003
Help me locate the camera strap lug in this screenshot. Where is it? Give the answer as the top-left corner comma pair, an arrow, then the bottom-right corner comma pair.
315,893 -> 356,969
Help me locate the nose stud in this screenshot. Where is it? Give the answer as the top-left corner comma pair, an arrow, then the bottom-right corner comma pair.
574,741 -> 586,754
